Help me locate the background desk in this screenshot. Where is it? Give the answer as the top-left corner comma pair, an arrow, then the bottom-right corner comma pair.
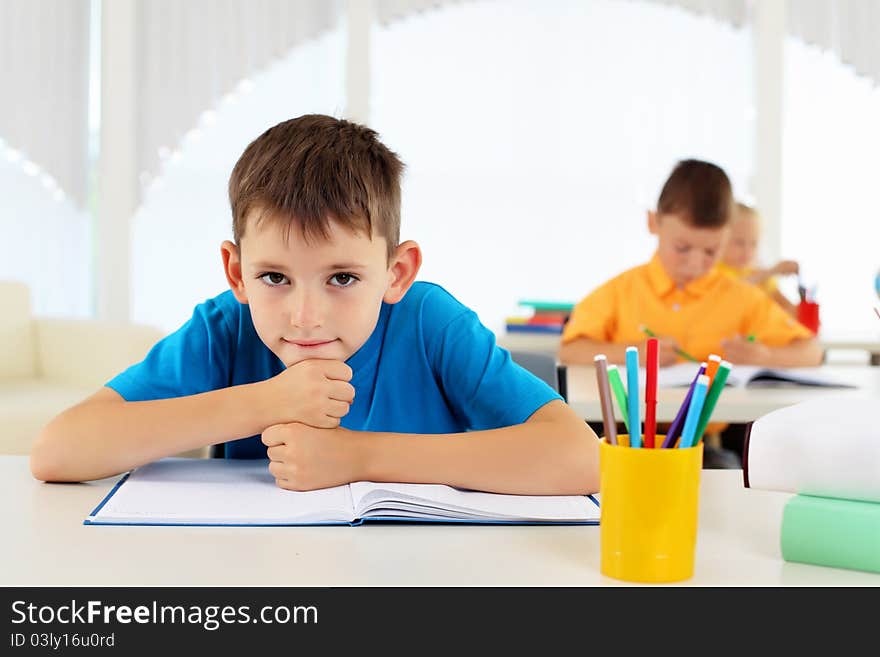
496,331 -> 880,365
3,456 -> 878,586
566,364 -> 880,423
821,331 -> 880,365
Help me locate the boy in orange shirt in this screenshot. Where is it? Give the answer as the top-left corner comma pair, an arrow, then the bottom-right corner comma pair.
717,201 -> 799,317
559,159 -> 821,369
558,159 -> 821,468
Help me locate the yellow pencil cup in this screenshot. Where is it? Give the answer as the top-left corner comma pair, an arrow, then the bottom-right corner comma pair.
599,436 -> 703,583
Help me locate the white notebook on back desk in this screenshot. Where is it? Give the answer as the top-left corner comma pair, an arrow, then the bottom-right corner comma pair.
85,458 -> 600,526
653,363 -> 856,389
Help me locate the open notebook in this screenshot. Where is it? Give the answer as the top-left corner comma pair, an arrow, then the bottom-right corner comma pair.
650,363 -> 856,389
85,458 -> 600,526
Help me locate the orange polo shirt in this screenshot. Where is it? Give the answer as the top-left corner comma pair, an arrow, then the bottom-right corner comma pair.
716,262 -> 779,295
562,252 -> 811,362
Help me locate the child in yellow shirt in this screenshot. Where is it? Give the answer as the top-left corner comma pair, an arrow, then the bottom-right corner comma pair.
559,160 -> 821,368
717,202 -> 799,317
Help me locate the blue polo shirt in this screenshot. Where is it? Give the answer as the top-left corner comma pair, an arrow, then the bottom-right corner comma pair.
106,282 -> 560,458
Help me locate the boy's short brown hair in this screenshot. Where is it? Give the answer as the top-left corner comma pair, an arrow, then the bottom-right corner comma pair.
657,159 -> 733,228
229,114 -> 404,260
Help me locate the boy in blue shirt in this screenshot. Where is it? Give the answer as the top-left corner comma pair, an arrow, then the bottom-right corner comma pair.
31,114 -> 599,494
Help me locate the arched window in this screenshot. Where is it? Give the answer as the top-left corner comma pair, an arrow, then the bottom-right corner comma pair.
782,38 -> 880,334
130,29 -> 346,332
371,0 -> 754,332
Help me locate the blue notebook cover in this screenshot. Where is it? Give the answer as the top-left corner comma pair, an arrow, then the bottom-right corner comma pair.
505,323 -> 563,335
84,459 -> 600,527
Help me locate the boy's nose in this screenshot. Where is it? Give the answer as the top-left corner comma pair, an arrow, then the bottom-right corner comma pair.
289,289 -> 324,329
685,253 -> 711,277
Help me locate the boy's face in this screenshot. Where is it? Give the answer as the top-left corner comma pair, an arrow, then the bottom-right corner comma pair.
722,212 -> 759,269
222,211 -> 420,367
648,211 -> 728,288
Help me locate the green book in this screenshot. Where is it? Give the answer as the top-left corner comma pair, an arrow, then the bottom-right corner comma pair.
517,299 -> 574,313
781,495 -> 880,574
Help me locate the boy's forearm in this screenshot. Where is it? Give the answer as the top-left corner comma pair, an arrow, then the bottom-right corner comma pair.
558,338 -> 627,365
357,401 -> 600,495
765,337 -> 824,367
31,382 -> 276,483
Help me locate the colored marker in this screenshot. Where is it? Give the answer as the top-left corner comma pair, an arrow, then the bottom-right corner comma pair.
640,326 -> 699,363
705,354 -> 722,383
626,346 -> 641,448
660,362 -> 706,448
644,338 -> 659,448
607,365 -> 630,433
692,361 -> 732,445
679,374 -> 710,449
594,355 -> 618,445
746,334 -> 756,343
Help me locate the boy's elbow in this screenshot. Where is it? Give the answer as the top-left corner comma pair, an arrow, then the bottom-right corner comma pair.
801,337 -> 824,366
577,437 -> 601,495
30,435 -> 56,482
560,420 -> 601,495
30,420 -> 78,483
30,427 -> 60,482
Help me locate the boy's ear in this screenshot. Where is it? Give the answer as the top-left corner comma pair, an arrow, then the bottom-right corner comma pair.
384,240 -> 422,304
647,210 -> 659,235
221,240 -> 249,304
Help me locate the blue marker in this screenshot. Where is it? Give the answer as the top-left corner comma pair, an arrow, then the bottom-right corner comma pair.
679,375 -> 710,448
625,346 -> 641,448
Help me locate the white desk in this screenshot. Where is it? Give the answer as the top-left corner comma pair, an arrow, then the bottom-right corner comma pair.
497,332 -> 880,365
3,456 -> 877,586
497,332 -> 560,355
566,364 -> 880,423
821,331 -> 880,365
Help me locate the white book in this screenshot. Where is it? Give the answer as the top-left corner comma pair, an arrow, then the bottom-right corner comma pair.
744,397 -> 880,503
650,363 -> 856,389
85,458 -> 600,526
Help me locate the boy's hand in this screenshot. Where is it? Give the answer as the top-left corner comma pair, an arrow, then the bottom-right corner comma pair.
262,423 -> 363,491
268,359 -> 355,429
771,260 -> 799,276
640,337 -> 680,367
720,335 -> 771,366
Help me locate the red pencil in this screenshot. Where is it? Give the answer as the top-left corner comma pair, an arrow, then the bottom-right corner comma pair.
644,337 -> 659,448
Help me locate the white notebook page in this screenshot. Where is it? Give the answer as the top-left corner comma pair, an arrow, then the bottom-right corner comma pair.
89,458 -> 354,524
349,482 -> 598,521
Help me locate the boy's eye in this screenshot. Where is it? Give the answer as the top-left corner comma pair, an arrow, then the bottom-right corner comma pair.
260,272 -> 288,286
330,273 -> 358,287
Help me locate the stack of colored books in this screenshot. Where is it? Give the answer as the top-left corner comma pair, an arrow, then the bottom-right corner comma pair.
744,398 -> 880,574
505,300 -> 573,335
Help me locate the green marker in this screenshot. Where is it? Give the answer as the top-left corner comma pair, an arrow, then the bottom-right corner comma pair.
640,326 -> 699,363
692,361 -> 732,444
606,365 -> 630,433
746,334 -> 756,343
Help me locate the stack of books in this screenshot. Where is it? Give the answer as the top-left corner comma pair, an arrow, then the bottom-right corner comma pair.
744,397 -> 880,574
505,299 -> 573,335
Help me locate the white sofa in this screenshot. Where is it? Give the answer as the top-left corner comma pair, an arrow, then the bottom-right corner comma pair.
0,281 -> 206,458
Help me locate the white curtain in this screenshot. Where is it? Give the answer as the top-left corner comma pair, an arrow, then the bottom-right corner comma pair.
651,0 -> 880,88
134,0 -> 343,200
786,0 -> 880,85
0,0 -> 90,208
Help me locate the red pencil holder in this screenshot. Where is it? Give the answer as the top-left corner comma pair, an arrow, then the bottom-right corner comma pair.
796,301 -> 820,334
